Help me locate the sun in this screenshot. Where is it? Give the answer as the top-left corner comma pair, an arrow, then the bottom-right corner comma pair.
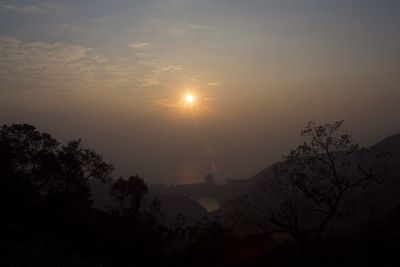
185,94 -> 194,104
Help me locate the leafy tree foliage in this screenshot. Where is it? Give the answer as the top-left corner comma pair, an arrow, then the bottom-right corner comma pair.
110,175 -> 148,218
0,124 -> 172,266
269,121 -> 386,243
226,121 -> 390,265
0,124 -> 114,208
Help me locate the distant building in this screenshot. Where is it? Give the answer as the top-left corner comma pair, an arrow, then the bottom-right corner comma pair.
205,173 -> 214,184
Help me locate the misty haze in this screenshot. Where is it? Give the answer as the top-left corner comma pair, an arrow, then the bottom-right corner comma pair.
1,1 -> 400,266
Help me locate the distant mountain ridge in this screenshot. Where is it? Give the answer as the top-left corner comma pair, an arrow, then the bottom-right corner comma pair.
210,132 -> 400,222
217,132 -> 400,202
374,133 -> 400,152
92,133 -> 400,223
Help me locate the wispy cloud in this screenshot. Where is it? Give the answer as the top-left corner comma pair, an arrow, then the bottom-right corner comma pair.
162,65 -> 182,71
166,21 -> 206,36
136,59 -> 185,87
207,82 -> 221,86
60,24 -> 80,32
0,2 -> 60,14
0,36 -> 137,92
129,42 -> 149,49
0,36 -> 190,94
129,18 -> 207,40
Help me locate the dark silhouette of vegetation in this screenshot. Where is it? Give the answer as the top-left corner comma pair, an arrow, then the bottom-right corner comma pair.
269,121 -> 388,264
110,175 -> 148,218
0,122 -> 399,267
226,121 -> 394,266
0,124 -> 113,265
0,124 -> 234,266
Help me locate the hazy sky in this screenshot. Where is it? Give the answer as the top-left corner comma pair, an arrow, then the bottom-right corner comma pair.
1,0 -> 399,184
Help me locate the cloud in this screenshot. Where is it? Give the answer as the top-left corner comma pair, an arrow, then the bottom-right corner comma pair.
129,42 -> 149,49
128,18 -> 207,39
166,21 -> 206,36
136,59 -> 185,87
0,36 -> 190,95
60,24 -> 80,32
207,82 -> 221,86
162,65 -> 182,71
0,36 -> 138,93
0,2 -> 61,13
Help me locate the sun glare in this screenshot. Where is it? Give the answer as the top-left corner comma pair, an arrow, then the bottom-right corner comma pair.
185,94 -> 194,104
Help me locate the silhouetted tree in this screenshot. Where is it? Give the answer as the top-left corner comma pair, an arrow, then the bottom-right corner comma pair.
227,121 -> 389,266
269,122 -> 385,245
103,175 -> 174,266
0,124 -> 114,265
110,175 -> 148,218
0,124 -> 114,207
186,217 -> 238,267
54,139 -> 114,209
0,124 -> 58,198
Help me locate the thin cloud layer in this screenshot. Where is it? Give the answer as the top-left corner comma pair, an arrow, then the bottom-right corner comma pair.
129,42 -> 150,49
0,37 -> 133,92
1,0 -> 399,184
0,2 -> 60,13
0,36 -> 190,94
